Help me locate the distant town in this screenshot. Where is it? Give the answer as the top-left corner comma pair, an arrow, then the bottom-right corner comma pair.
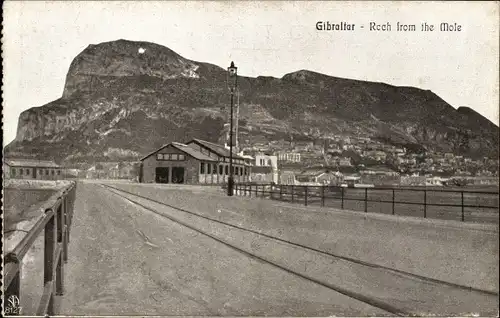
4,132 -> 499,188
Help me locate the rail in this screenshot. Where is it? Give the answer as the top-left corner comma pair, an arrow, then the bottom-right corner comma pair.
4,181 -> 77,316
233,183 -> 499,223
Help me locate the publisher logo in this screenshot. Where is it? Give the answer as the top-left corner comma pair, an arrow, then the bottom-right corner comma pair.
5,295 -> 22,315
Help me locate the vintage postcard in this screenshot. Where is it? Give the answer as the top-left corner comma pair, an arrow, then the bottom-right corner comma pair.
2,1 -> 499,317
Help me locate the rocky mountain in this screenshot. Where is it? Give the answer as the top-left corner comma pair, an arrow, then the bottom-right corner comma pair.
5,39 -> 499,163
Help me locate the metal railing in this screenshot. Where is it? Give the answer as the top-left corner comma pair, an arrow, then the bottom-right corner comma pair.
233,183 -> 499,223
4,182 -> 77,316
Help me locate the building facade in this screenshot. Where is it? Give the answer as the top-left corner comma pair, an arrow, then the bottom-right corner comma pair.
253,154 -> 278,183
140,139 -> 251,185
277,152 -> 301,163
3,159 -> 62,180
296,170 -> 343,185
249,166 -> 274,183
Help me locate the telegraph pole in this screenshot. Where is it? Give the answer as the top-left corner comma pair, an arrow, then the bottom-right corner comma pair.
227,61 -> 238,196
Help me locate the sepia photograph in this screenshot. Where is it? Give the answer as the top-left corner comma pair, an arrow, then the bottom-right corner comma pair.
2,1 -> 499,317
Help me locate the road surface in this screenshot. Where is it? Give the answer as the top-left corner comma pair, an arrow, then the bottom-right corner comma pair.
56,181 -> 498,316
60,181 -> 388,316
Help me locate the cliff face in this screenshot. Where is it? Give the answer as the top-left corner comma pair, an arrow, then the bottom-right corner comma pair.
5,39 -> 498,163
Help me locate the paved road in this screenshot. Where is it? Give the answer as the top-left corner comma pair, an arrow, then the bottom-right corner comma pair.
60,181 -> 389,316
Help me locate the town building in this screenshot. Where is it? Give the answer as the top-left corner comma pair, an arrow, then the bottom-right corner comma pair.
3,159 -> 62,180
279,170 -> 297,185
276,151 -> 301,163
426,176 -> 449,186
342,175 -> 361,187
139,139 -> 251,184
250,166 -> 274,183
296,169 -> 343,185
253,153 -> 278,183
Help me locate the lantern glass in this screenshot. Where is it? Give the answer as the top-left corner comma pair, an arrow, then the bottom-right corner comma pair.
227,61 -> 238,89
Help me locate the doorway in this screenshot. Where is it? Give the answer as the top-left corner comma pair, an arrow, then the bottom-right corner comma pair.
171,167 -> 185,184
155,167 -> 170,183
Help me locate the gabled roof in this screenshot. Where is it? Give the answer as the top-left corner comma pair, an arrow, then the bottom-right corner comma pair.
140,142 -> 217,162
298,169 -> 333,177
187,139 -> 246,160
171,142 -> 217,161
4,159 -> 60,168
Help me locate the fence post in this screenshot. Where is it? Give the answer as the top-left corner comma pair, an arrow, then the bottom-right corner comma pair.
321,186 -> 325,207
56,202 -> 64,295
63,197 -> 68,263
304,186 -> 308,206
364,188 -> 368,212
291,185 -> 294,203
341,187 -> 344,209
392,189 -> 395,215
44,210 -> 56,315
423,190 -> 427,218
461,191 -> 465,222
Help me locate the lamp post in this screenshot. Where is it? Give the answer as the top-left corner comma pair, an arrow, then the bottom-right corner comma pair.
227,61 -> 238,196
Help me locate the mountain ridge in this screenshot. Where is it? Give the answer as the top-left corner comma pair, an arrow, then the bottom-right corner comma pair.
5,39 -> 498,164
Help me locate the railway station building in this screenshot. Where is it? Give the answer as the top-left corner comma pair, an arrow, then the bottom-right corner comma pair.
139,139 -> 252,184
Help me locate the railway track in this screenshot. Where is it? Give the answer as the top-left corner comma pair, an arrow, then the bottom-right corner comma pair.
102,183 -> 499,317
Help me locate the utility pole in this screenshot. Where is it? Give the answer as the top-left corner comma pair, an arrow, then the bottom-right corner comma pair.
227,61 -> 238,196
235,89 -> 240,153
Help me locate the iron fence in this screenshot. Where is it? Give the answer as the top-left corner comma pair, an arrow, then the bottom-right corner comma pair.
233,183 -> 499,223
4,182 -> 77,316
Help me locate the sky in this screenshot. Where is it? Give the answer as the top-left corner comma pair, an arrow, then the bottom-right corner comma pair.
2,1 -> 499,146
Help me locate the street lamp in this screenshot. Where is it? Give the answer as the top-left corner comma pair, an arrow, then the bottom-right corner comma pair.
227,61 -> 238,196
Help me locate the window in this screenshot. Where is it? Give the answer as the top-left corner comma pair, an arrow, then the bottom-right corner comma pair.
51,170 -> 55,175
225,165 -> 228,175
157,153 -> 163,160
171,154 -> 178,160
26,169 -> 30,174
207,163 -> 211,174
57,170 -> 61,175
45,170 -> 49,175
178,154 -> 185,161
200,162 -> 205,174
219,165 -> 223,175
20,169 -> 23,175
212,164 -> 217,174
12,168 -> 16,176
